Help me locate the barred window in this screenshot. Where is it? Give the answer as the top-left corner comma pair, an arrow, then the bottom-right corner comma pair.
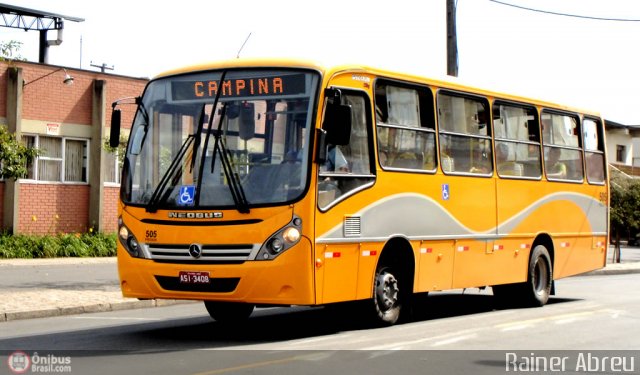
23,135 -> 88,183
104,149 -> 121,184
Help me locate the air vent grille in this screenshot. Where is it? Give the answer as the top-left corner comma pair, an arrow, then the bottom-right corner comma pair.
344,216 -> 361,237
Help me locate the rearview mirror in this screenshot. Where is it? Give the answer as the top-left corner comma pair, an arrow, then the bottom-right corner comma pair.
239,103 -> 255,141
109,109 -> 121,148
322,89 -> 351,146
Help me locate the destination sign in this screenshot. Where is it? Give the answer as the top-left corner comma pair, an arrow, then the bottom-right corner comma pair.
171,74 -> 307,101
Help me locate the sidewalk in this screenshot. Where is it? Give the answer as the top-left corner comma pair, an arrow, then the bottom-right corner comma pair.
0,257 -> 192,322
1,247 -> 639,322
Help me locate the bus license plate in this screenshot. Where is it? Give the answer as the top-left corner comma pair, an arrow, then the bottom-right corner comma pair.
179,271 -> 210,284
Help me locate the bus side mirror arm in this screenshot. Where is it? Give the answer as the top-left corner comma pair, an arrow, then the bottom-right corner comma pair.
315,129 -> 328,164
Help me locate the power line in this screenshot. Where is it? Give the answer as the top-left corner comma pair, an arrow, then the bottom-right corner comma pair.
488,0 -> 640,22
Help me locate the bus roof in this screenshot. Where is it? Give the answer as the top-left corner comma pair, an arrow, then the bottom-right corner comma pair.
154,58 -> 601,118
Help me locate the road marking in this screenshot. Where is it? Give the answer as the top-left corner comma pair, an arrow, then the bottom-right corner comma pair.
363,328 -> 482,350
283,333 -> 353,347
495,310 -> 602,331
431,334 -> 478,347
192,353 -> 328,375
499,323 -> 533,332
70,316 -> 163,321
192,356 -> 299,375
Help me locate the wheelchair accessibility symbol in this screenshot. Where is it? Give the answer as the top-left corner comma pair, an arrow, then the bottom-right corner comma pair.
442,184 -> 450,201
178,185 -> 195,206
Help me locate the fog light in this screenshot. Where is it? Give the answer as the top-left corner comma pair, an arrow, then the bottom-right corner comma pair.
269,238 -> 284,253
127,236 -> 140,256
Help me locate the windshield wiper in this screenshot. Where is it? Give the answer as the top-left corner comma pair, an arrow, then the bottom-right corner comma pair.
146,134 -> 195,213
190,104 -> 207,172
194,71 -> 250,214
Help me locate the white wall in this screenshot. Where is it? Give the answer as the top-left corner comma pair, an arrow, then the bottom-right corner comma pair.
606,129 -> 634,165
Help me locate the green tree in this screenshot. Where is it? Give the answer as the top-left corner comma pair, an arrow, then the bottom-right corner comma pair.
0,40 -> 25,61
0,125 -> 39,179
610,173 -> 640,262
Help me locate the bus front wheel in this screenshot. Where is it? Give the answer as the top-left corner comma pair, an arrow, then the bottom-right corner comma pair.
372,266 -> 402,325
204,301 -> 255,322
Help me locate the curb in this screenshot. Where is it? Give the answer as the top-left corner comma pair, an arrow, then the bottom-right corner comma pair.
1,299 -> 195,323
584,267 -> 640,276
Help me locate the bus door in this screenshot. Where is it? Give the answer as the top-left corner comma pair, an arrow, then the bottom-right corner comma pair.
493,102 -> 543,285
315,88 -> 376,304
436,91 -> 498,289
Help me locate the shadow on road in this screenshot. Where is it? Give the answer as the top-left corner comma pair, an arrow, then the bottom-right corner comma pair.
0,291 -> 581,354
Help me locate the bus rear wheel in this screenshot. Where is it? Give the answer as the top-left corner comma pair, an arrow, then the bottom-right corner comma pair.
372,266 -> 402,325
493,245 -> 552,307
523,245 -> 552,306
204,301 -> 255,322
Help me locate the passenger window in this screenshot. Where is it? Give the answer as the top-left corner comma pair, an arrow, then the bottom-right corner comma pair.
583,118 -> 606,184
541,111 -> 583,182
437,92 -> 492,175
375,81 -> 436,172
493,102 -> 541,178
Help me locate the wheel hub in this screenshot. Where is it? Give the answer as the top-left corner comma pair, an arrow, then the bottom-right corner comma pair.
376,272 -> 399,310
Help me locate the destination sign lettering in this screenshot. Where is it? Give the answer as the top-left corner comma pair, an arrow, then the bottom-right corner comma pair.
172,74 -> 307,101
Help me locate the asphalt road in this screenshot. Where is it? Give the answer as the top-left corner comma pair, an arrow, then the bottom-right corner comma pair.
2,273 -> 639,374
0,261 -> 119,291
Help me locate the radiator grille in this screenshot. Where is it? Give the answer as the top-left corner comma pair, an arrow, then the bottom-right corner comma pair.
147,243 -> 257,264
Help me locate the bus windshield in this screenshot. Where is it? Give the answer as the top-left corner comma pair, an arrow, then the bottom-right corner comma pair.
121,69 -> 320,211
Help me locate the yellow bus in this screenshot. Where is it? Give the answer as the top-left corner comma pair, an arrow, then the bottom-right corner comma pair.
110,59 -> 608,325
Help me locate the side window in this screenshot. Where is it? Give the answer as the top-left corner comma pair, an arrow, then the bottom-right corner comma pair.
493,102 -> 541,178
375,81 -> 436,172
541,111 -> 583,182
583,118 -> 606,184
318,91 -> 374,209
437,91 -> 492,175
23,135 -> 89,183
616,145 -> 626,163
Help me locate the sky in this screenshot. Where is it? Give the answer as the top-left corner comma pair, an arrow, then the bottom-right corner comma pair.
3,0 -> 640,125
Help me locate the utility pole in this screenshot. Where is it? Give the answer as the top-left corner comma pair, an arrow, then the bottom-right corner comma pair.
446,0 -> 459,77
90,61 -> 114,73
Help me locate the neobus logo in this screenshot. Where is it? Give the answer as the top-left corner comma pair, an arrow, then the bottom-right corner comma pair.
168,212 -> 223,219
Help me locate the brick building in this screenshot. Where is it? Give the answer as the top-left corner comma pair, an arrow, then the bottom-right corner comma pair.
1,61 -> 148,235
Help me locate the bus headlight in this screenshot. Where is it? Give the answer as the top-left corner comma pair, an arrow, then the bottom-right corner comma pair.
118,217 -> 145,259
282,227 -> 301,243
257,215 -> 303,260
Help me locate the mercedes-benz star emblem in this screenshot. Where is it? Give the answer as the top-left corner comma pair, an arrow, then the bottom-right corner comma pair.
188,244 -> 202,259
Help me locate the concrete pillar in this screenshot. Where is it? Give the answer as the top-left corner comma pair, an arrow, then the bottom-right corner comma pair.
89,80 -> 106,232
3,67 -> 23,234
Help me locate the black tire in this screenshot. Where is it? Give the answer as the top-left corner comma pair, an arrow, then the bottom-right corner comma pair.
204,301 -> 255,322
492,245 -> 552,308
372,266 -> 402,326
522,245 -> 553,306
